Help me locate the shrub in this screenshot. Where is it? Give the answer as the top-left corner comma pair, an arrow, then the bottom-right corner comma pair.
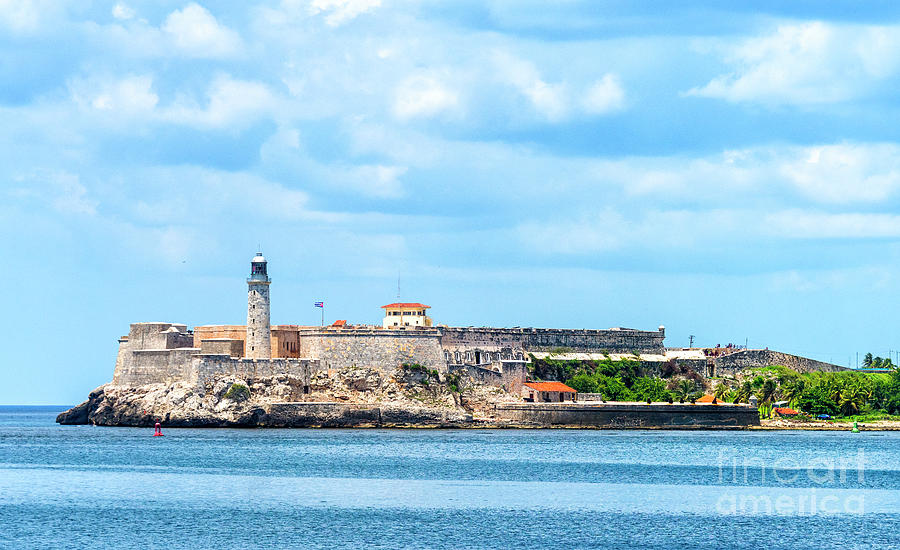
224,383 -> 250,401
567,373 -> 599,394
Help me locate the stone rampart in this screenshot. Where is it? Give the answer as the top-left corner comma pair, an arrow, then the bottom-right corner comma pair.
192,356 -> 321,386
714,350 -> 850,376
200,338 -> 244,357
299,329 -> 446,373
493,402 -> 759,428
128,322 -> 187,350
439,326 -> 665,355
114,348 -> 198,386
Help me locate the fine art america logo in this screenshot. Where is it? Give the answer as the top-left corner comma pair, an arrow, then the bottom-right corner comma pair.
715,449 -> 866,516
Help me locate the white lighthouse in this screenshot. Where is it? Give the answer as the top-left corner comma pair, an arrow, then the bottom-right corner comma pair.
246,252 -> 271,359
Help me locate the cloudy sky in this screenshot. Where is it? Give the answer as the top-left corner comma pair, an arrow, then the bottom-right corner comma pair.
4,1 -> 900,403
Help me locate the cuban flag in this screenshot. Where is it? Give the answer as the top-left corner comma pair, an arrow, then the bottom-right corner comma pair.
314,301 -> 324,308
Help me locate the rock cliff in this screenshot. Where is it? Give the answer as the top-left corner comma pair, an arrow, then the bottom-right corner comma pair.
57,365 -> 518,428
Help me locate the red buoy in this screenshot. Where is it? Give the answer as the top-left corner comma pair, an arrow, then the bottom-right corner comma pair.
153,422 -> 164,437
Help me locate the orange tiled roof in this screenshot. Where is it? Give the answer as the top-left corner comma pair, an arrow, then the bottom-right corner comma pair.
774,407 -> 799,415
524,381 -> 576,393
696,394 -> 718,403
381,303 -> 430,309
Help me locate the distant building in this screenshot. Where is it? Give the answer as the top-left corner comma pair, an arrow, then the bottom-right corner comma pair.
381,302 -> 432,329
521,381 -> 577,403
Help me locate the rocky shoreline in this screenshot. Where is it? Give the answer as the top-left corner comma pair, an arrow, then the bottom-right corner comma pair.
57,365 -> 514,428
56,369 -> 763,430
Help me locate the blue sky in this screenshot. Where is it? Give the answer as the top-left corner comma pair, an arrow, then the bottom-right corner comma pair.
3,1 -> 900,404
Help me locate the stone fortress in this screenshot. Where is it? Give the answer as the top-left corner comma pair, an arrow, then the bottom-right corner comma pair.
110,253 -> 847,394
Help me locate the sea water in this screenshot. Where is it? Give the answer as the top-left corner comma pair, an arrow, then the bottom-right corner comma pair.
1,406 -> 899,549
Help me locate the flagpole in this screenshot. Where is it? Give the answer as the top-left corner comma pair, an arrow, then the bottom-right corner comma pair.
321,305 -> 324,327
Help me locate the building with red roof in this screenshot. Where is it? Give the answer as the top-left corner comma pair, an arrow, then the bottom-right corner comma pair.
521,381 -> 577,403
381,302 -> 432,329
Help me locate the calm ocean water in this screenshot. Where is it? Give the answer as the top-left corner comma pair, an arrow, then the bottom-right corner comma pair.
2,406 -> 899,549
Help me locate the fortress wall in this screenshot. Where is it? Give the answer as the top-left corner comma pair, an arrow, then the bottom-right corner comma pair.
439,327 -> 666,354
128,323 -> 186,351
449,364 -> 504,385
111,337 -> 132,386
192,356 -> 321,386
200,339 -> 243,357
113,348 -> 198,386
493,402 -> 760,428
714,350 -> 850,376
299,329 -> 446,372
165,331 -> 195,349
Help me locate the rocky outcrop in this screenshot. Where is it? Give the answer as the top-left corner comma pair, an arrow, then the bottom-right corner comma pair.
57,365 -> 512,428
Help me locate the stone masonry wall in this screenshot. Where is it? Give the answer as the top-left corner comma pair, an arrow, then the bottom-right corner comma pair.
192,356 -> 321,386
439,326 -> 665,355
299,329 -> 446,373
714,350 -> 850,376
114,348 -> 198,386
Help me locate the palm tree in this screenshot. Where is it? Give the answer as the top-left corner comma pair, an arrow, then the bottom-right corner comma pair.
864,353 -> 874,368
714,383 -> 730,400
839,380 -> 871,417
781,379 -> 805,407
758,379 -> 777,404
733,381 -> 753,403
676,379 -> 696,402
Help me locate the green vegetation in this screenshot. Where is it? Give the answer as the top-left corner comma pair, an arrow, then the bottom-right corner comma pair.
531,355 -> 900,420
223,382 -> 250,401
445,372 -> 462,393
536,357 -> 702,403
724,366 -> 900,420
401,362 -> 427,372
862,352 -> 895,369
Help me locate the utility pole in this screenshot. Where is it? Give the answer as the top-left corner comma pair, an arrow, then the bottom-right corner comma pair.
689,335 -> 695,348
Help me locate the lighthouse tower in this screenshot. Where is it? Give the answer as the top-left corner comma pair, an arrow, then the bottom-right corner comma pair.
246,252 -> 271,359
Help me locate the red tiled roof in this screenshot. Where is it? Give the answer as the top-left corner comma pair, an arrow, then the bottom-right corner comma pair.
696,394 -> 718,403
381,303 -> 430,309
331,320 -> 347,327
774,407 -> 799,416
524,381 -> 576,393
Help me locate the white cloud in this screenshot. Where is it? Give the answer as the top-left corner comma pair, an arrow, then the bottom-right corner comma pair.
163,75 -> 276,128
0,0 -> 48,32
493,51 -> 569,122
162,3 -> 243,58
309,0 -> 381,27
112,3 -> 135,20
71,75 -> 159,115
349,164 -> 407,198
591,143 -> 900,205
686,22 -> 900,105
779,144 -> 900,203
393,75 -> 459,120
582,74 -> 625,114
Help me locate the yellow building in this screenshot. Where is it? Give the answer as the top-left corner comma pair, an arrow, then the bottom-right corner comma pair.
381,302 -> 433,328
